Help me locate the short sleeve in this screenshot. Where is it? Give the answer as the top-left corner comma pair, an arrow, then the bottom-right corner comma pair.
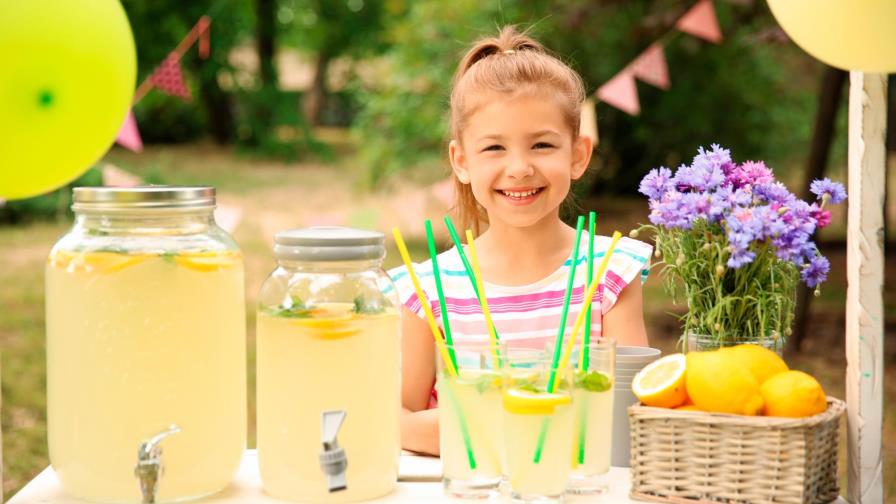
599,236 -> 653,315
386,262 -> 430,321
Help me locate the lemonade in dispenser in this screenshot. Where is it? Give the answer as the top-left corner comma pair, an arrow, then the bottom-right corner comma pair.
45,187 -> 247,503
256,227 -> 401,503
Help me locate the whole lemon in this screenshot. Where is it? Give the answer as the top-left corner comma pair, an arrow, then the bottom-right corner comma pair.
686,350 -> 764,416
721,344 -> 789,384
760,370 -> 828,418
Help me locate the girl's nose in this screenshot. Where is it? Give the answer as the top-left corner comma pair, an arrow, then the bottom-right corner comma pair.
506,152 -> 534,179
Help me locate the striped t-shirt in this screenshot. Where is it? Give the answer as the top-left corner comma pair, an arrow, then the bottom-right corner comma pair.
386,234 -> 653,349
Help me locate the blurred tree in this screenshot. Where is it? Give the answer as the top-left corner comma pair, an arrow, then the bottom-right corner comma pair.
351,0 -> 548,185
281,0 -> 398,125
122,0 -> 254,144
353,0 -> 818,191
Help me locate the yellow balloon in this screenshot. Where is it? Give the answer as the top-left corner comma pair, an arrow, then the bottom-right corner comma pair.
767,0 -> 896,73
0,0 -> 136,200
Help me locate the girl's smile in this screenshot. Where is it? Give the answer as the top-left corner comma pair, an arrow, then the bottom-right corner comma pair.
495,186 -> 545,205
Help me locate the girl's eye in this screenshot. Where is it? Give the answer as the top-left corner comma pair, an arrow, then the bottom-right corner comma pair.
534,142 -> 555,149
482,145 -> 504,152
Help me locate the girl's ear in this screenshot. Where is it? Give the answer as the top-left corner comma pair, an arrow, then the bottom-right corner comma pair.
570,134 -> 593,181
449,139 -> 471,184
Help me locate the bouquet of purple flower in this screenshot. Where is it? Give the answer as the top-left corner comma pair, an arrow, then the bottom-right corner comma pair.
634,144 -> 847,349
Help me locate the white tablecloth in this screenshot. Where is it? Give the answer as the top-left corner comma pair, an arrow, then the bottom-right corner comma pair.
10,450 -> 643,503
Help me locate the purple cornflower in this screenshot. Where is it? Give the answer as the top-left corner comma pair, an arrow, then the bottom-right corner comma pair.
648,191 -> 694,229
726,230 -> 755,268
714,185 -> 753,209
692,144 -> 732,171
672,163 -> 725,192
753,182 -> 795,206
639,167 -> 674,200
810,178 -> 847,204
801,254 -> 830,288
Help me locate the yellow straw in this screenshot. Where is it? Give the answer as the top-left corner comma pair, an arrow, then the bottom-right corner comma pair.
560,231 -> 622,372
464,230 -> 501,370
392,228 -> 458,376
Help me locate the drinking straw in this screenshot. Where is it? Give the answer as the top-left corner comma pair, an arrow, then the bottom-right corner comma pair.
443,216 -> 480,300
545,215 -> 586,393
533,216 -> 584,464
533,231 -> 621,464
444,216 -> 504,354
464,230 -> 502,369
425,220 -> 458,367
560,231 -> 622,372
568,231 -> 621,465
581,211 -> 597,371
391,228 -> 457,375
392,227 -> 477,469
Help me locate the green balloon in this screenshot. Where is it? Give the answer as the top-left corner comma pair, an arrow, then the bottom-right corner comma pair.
0,0 -> 136,200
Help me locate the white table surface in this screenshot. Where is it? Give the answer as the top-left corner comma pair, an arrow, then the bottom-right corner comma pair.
9,450 -> 642,503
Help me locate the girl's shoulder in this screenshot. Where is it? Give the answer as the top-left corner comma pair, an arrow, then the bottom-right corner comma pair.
385,246 -> 467,295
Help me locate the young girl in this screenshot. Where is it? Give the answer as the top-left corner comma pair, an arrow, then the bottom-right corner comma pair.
389,26 -> 652,455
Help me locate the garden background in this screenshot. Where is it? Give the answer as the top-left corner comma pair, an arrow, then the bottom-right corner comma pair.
1,0 -> 894,498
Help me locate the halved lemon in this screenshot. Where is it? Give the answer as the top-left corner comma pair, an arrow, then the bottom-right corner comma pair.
632,353 -> 688,408
502,388 -> 571,415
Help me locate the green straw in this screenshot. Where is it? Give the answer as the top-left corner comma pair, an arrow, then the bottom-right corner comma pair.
582,211 -> 597,370
443,216 -> 480,301
576,395 -> 588,465
546,215 -> 585,393
576,212 -> 597,465
534,215 -> 585,464
444,216 -> 502,366
425,219 -> 457,368
441,374 -> 478,470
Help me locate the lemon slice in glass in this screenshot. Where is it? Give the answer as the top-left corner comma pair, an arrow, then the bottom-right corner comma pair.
502,388 -> 571,415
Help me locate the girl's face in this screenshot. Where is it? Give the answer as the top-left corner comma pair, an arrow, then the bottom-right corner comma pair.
449,91 -> 592,230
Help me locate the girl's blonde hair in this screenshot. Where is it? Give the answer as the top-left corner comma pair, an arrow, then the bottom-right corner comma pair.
450,26 -> 586,235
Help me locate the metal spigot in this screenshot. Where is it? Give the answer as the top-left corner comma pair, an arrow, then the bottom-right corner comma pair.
319,410 -> 348,492
135,424 -> 181,504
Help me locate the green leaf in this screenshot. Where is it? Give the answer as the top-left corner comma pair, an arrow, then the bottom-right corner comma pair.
353,295 -> 385,315
267,296 -> 313,319
576,370 -> 612,393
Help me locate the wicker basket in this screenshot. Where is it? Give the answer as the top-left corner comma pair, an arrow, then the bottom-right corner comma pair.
629,398 -> 845,504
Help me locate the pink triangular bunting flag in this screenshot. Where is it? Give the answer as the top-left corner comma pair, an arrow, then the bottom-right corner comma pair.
102,164 -> 143,187
676,0 -> 722,44
631,43 -> 670,90
596,70 -> 640,116
115,110 -> 143,152
150,54 -> 192,100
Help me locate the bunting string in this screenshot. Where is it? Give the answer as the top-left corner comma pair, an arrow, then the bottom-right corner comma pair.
596,0 -> 723,116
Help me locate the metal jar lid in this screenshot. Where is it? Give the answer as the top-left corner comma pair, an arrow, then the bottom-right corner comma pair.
274,227 -> 385,262
72,186 -> 216,212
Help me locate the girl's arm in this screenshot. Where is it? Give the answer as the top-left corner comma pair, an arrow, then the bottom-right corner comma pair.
399,306 -> 441,455
602,279 -> 649,347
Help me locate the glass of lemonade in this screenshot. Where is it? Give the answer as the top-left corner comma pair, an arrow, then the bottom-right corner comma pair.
500,347 -> 575,503
565,339 -> 616,495
45,187 -> 246,503
437,342 -> 504,498
256,227 -> 401,503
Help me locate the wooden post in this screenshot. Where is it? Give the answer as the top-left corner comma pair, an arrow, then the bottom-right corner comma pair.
845,71 -> 886,504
